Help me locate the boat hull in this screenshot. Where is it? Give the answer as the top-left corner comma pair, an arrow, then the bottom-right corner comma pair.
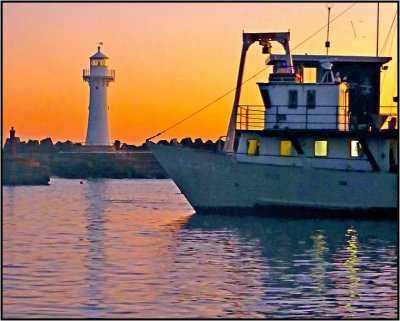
148,143 -> 398,219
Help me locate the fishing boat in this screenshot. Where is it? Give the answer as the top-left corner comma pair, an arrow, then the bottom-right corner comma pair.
148,31 -> 398,219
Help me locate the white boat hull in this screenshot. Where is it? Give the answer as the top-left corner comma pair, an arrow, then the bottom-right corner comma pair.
149,143 -> 398,218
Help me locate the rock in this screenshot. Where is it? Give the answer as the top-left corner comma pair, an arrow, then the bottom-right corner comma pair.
3,157 -> 50,185
180,137 -> 193,147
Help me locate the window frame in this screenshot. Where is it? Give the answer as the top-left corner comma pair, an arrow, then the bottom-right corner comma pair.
306,89 -> 316,109
280,140 -> 292,157
247,139 -> 260,156
288,90 -> 298,109
314,140 -> 328,157
350,140 -> 364,158
262,89 -> 272,109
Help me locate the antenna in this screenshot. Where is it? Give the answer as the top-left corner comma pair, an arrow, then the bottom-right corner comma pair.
351,21 -> 357,38
325,3 -> 334,55
320,59 -> 335,83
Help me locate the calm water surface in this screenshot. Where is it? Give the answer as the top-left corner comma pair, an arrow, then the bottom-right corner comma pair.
3,178 -> 398,318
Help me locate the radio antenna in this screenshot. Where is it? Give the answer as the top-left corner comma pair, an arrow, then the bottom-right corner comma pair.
325,3 -> 333,55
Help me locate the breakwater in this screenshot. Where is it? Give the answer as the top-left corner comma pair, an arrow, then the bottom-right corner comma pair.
48,151 -> 167,179
3,136 -> 225,185
3,157 -> 50,185
3,151 -> 167,185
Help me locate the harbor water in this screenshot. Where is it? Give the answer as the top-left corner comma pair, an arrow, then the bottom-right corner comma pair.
3,178 -> 398,318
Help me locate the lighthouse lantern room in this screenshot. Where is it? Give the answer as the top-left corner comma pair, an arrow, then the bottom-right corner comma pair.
83,45 -> 115,146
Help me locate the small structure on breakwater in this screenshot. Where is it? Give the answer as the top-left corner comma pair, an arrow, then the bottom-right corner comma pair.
3,127 -> 50,185
3,127 -> 20,156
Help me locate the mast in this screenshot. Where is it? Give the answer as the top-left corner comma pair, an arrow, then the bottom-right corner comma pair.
223,34 -> 255,153
326,3 -> 333,55
223,32 -> 292,153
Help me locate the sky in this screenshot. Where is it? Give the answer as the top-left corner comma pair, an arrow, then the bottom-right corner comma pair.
3,2 -> 398,145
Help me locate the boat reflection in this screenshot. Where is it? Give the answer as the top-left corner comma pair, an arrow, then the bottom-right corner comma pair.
343,227 -> 361,315
182,213 -> 397,318
184,214 -> 397,255
310,231 -> 329,297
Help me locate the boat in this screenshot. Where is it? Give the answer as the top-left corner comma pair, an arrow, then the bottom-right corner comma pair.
148,31 -> 398,219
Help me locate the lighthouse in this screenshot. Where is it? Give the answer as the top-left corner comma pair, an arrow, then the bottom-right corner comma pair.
83,45 -> 115,145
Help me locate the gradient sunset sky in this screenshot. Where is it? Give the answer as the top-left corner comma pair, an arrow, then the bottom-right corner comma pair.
3,2 -> 398,145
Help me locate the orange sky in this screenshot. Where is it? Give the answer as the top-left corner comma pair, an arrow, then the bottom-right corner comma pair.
3,2 -> 398,145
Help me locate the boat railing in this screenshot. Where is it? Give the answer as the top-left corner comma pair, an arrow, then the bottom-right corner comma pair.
236,105 -> 265,130
236,105 -> 398,131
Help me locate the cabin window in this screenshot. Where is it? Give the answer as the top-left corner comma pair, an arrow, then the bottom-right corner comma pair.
280,140 -> 292,156
306,90 -> 316,109
247,139 -> 259,156
288,90 -> 298,109
350,140 -> 364,157
262,89 -> 272,109
314,140 -> 328,157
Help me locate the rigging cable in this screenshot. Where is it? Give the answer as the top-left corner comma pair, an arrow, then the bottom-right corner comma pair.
146,3 -> 357,141
380,11 -> 397,94
291,3 -> 356,52
379,10 -> 397,57
146,66 -> 270,141
389,24 -> 398,109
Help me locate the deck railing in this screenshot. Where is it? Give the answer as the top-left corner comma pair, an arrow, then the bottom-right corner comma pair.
236,105 -> 265,130
236,105 -> 398,131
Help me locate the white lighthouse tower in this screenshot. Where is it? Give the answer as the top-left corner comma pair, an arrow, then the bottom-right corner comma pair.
83,45 -> 115,145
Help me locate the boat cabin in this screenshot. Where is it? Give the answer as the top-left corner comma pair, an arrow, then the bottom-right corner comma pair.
257,54 -> 391,131
259,82 -> 349,131
235,53 -> 398,173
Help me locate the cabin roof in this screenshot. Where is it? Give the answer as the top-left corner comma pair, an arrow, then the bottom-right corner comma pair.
268,54 -> 391,66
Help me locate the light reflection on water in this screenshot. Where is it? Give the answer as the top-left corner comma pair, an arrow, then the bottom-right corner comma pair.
3,178 -> 398,318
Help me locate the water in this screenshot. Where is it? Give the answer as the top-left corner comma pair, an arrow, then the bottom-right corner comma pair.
3,178 -> 398,318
